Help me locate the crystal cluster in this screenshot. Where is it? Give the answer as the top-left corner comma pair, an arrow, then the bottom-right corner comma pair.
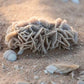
5,17 -> 78,54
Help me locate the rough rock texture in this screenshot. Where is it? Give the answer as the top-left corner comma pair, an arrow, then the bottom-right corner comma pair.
5,17 -> 78,54
46,63 -> 79,74
0,0 -> 84,84
3,50 -> 17,62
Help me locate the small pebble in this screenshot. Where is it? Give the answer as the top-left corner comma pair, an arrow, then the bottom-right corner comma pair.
2,63 -> 5,69
60,80 -> 64,84
7,72 -> 12,76
20,66 -> 24,70
71,0 -> 80,4
51,81 -> 56,84
3,50 -> 17,62
77,80 -> 84,84
34,76 -> 39,80
14,65 -> 19,70
17,81 -> 30,84
62,0 -> 68,2
44,70 -> 48,74
46,65 -> 57,74
40,82 -> 45,84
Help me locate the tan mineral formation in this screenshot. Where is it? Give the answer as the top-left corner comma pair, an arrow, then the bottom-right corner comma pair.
5,17 -> 78,54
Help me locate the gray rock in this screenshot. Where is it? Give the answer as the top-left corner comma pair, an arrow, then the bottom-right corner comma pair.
71,0 -> 80,4
62,0 -> 80,4
77,80 -> 84,84
14,65 -> 24,71
3,50 -> 17,62
60,80 -> 64,84
2,63 -> 5,69
62,0 -> 68,2
17,82 -> 30,84
20,66 -> 24,70
14,65 -> 19,70
46,63 -> 79,74
51,81 -> 56,84
7,72 -> 12,75
44,70 -> 48,74
40,82 -> 46,84
34,76 -> 39,80
46,65 -> 57,74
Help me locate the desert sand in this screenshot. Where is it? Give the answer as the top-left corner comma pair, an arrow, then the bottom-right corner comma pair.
0,0 -> 84,84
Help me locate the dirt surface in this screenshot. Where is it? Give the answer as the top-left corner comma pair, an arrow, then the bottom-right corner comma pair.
0,0 -> 84,84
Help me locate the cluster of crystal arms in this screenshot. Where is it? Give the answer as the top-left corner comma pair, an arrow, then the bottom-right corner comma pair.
5,17 -> 78,54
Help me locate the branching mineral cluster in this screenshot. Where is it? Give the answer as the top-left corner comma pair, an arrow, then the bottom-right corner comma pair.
5,17 -> 78,54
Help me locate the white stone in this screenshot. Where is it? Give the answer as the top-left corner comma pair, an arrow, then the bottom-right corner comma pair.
17,82 -> 30,84
34,76 -> 39,80
62,0 -> 68,2
7,54 -> 17,61
44,70 -> 48,74
3,50 -> 17,62
20,66 -> 24,70
40,82 -> 45,84
78,75 -> 84,81
71,0 -> 80,4
62,0 -> 80,4
14,65 -> 19,70
51,81 -> 56,84
46,65 -> 57,74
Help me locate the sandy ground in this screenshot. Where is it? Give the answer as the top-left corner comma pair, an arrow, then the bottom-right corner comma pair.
0,0 -> 84,84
